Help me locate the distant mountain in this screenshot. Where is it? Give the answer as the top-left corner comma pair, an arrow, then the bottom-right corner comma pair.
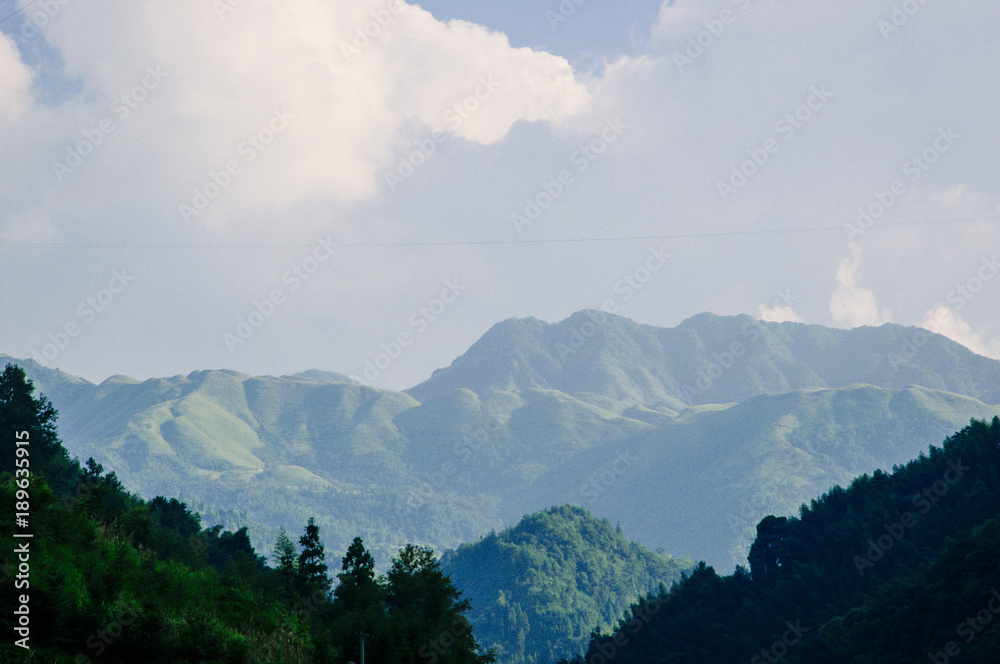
440,506 -> 692,664
408,312 -> 1000,406
3,312 -> 999,573
572,384 -> 1000,568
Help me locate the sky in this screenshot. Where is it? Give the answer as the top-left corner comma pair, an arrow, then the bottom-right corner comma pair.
1,0 -> 998,391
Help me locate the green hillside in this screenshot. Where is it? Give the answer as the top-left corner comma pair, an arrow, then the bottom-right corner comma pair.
4,311 -> 1000,572
440,506 -> 692,664
0,364 -> 494,664
568,416 -> 1000,664
580,384 -> 1000,568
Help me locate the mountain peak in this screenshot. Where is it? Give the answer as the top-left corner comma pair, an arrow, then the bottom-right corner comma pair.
407,312 -> 1000,407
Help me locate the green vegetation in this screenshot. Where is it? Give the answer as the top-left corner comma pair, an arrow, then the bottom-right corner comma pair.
4,312 -> 1000,662
6,311 -> 1000,571
563,417 -> 1000,664
440,506 -> 692,664
0,364 -> 493,664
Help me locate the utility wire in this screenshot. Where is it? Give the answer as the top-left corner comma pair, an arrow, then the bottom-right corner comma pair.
0,0 -> 39,26
0,215 -> 997,250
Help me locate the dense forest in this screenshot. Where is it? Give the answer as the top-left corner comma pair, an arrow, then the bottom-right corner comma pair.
0,364 -> 495,663
441,505 -> 691,664
563,416 -> 1000,663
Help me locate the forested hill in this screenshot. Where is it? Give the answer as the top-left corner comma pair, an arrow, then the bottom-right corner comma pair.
0,364 -> 495,664
567,417 -> 1000,664
440,505 -> 692,664
407,312 -> 1000,406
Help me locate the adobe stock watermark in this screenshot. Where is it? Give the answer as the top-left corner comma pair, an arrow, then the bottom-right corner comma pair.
351,278 -> 466,385
385,75 -> 501,191
31,268 -> 136,367
179,107 -> 295,223
890,255 -> 1000,368
755,288 -> 801,323
726,425 -> 833,538
579,452 -> 639,505
680,315 -> 775,402
419,616 -> 475,663
545,0 -> 591,31
251,588 -> 329,663
223,236 -> 336,353
843,127 -> 959,242
717,85 -> 833,203
52,66 -> 169,183
402,406 -> 506,512
585,594 -> 672,664
511,117 -> 626,234
927,588 -> 1000,664
672,0 -> 758,72
934,255 -> 998,316
878,0 -> 934,41
15,0 -> 76,44
340,0 -> 405,63
852,457 -> 970,576
212,0 -> 259,21
74,604 -> 141,662
750,620 -> 809,664
553,246 -> 671,362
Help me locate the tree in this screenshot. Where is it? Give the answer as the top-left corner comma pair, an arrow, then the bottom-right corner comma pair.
273,529 -> 298,593
386,544 -> 495,664
331,537 -> 385,663
336,536 -> 378,610
0,364 -> 75,492
297,517 -> 331,597
747,515 -> 789,581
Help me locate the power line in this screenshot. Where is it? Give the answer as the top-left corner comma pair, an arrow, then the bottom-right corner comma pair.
0,215 -> 997,249
0,0 -> 39,26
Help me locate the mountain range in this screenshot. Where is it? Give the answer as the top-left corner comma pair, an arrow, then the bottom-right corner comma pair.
4,311 -> 999,573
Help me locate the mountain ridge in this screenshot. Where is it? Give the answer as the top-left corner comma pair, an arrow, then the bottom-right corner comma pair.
406,312 -> 1000,407
2,312 -> 999,569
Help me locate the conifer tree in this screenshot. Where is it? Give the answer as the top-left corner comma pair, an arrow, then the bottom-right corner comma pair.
272,528 -> 298,592
297,516 -> 331,596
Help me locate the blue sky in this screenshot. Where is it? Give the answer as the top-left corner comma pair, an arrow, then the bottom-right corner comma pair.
1,0 -> 998,388
416,0 -> 665,65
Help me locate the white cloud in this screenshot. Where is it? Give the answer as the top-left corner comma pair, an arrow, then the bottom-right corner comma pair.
12,0 -> 589,224
2,0 -> 999,388
0,34 -> 32,123
755,304 -> 803,323
829,244 -> 891,327
922,305 -> 1000,359
649,0 -> 707,43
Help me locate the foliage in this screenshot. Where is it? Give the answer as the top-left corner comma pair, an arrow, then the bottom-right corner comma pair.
440,505 -> 693,664
568,416 -> 1000,663
0,364 -> 492,664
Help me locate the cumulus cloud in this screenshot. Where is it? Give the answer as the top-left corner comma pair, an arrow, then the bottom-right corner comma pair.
5,0 -> 589,225
755,303 -> 803,323
829,244 -> 891,327
922,305 -> 1000,360
0,34 -> 32,123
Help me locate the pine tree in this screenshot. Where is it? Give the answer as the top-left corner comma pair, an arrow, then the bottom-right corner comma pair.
296,517 -> 330,597
332,537 -> 385,662
336,536 -> 377,609
272,528 -> 298,593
